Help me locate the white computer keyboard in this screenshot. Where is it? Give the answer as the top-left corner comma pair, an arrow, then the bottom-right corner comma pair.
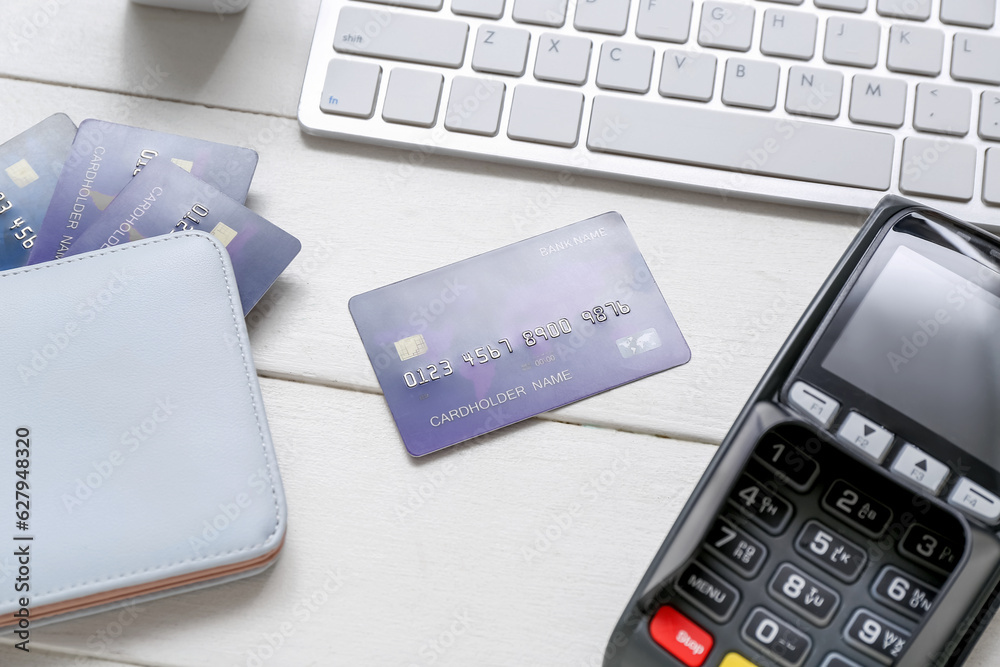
298,0 -> 1000,222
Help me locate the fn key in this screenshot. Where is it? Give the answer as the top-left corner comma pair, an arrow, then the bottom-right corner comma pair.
320,60 -> 381,119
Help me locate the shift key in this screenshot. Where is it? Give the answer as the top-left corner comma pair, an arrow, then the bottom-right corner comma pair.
334,6 -> 470,68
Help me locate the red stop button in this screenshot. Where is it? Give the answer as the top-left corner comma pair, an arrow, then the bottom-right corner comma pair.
649,606 -> 714,667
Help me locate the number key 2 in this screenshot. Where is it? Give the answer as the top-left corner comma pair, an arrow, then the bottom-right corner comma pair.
822,479 -> 892,537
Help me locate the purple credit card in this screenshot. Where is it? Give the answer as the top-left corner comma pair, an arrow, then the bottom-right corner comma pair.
65,158 -> 301,315
28,118 -> 258,264
349,212 -> 691,456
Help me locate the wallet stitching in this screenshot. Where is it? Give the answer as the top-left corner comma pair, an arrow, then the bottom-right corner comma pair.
2,233 -> 283,603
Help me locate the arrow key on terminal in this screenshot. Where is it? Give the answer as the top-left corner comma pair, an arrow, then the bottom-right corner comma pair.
837,411 -> 893,462
891,443 -> 949,494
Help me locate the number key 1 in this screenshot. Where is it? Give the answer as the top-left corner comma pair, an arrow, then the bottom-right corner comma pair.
753,435 -> 820,492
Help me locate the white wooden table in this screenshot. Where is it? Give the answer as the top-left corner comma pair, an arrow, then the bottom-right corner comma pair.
0,1 -> 996,665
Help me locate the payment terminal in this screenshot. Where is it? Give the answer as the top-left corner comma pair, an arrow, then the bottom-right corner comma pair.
604,197 -> 1000,667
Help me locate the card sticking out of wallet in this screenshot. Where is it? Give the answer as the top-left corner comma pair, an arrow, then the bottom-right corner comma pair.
66,157 -> 300,315
29,118 -> 258,264
349,212 -> 691,456
0,113 -> 77,270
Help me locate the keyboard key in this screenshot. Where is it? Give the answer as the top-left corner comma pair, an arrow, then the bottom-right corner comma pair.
899,137 -> 976,201
981,92 -> 1000,140
940,0 -> 996,27
760,9 -> 818,60
698,1 -> 755,51
675,561 -> 741,622
768,562 -> 840,626
898,523 -> 960,574
824,18 -> 880,68
512,0 -> 568,25
871,565 -> 937,619
575,0 -> 632,34
534,33 -> 593,83
722,58 -> 780,110
949,476 -> 1000,523
753,432 -> 820,492
788,381 -> 838,427
649,606 -> 713,667
843,608 -> 909,664
382,68 -> 443,126
822,479 -> 892,537
587,95 -> 895,189
836,411 -> 894,461
786,66 -> 843,118
507,85 -> 584,146
358,0 -> 444,10
878,0 -> 931,18
913,83 -> 972,136
821,655 -> 864,667
890,443 -> 949,493
452,0 -> 506,18
596,42 -> 655,92
796,520 -> 867,582
659,50 -> 717,100
705,516 -> 768,577
729,472 -> 794,533
333,7 -> 470,68
472,25 -> 531,75
951,33 -> 1000,84
721,654 -> 759,667
741,607 -> 812,667
319,59 -> 382,119
849,75 -> 907,127
986,149 -> 1000,204
635,0 -> 693,42
444,76 -> 506,135
886,25 -> 944,75
815,0 -> 867,11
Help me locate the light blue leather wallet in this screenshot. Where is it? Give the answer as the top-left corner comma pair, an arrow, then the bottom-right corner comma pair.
0,231 -> 287,626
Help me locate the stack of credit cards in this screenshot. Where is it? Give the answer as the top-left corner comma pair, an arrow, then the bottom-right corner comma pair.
0,115 -> 300,315
350,212 -> 691,456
